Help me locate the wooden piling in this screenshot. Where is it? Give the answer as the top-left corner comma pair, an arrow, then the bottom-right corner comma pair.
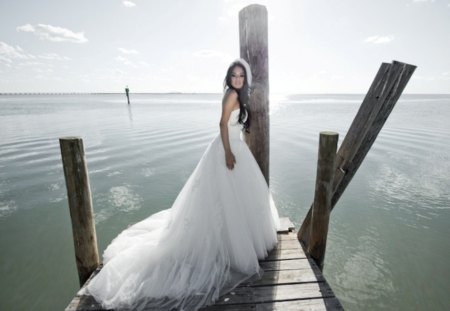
125,86 -> 130,105
307,132 -> 338,270
298,60 -> 416,248
60,137 -> 99,286
331,61 -> 416,208
239,4 -> 270,185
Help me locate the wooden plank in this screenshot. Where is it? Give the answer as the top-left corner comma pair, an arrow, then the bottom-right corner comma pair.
259,258 -> 315,271
213,282 -> 336,305
277,232 -> 297,241
264,248 -> 307,261
65,295 -> 105,311
274,239 -> 302,251
201,297 -> 344,310
243,268 -> 324,286
277,217 -> 295,233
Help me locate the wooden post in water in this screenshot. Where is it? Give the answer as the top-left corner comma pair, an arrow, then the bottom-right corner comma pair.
125,86 -> 130,105
60,137 -> 99,287
239,4 -> 270,185
308,132 -> 338,270
298,61 -> 416,248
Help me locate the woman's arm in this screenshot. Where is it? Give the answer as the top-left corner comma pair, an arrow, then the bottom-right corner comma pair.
219,90 -> 239,170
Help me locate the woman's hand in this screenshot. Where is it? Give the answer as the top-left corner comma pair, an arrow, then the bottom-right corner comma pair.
225,151 -> 236,170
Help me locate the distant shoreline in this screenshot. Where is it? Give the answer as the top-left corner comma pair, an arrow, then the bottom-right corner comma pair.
1,92 -> 448,96
0,92 -> 220,96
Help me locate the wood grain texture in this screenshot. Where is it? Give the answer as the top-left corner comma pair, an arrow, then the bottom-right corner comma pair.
299,60 -> 416,249
239,4 -> 270,185
308,132 -> 338,270
201,297 -> 344,311
60,137 -> 99,287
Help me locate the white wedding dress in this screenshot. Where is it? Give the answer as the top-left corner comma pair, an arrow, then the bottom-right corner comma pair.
81,109 -> 280,310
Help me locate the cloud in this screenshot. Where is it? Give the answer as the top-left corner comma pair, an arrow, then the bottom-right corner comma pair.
118,48 -> 139,54
0,42 -> 29,62
16,24 -> 35,32
193,49 -> 230,61
123,1 -> 136,8
364,35 -> 394,44
17,23 -> 88,43
220,0 -> 274,21
115,55 -> 137,67
0,41 -> 70,68
39,53 -> 71,61
0,41 -> 32,66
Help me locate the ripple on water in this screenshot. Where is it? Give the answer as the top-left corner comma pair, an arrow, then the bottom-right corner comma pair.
94,185 -> 143,224
0,200 -> 18,218
331,228 -> 395,309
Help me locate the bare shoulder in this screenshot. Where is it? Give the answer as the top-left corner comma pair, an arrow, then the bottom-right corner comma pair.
223,89 -> 238,102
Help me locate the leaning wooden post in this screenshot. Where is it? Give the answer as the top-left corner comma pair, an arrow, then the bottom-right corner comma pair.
60,137 -> 99,287
239,4 -> 270,185
307,132 -> 338,271
298,61 -> 416,248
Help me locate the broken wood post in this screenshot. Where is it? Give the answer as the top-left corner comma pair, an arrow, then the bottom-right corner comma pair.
239,4 -> 270,185
308,132 -> 338,271
298,60 -> 416,248
331,61 -> 417,207
60,137 -> 99,287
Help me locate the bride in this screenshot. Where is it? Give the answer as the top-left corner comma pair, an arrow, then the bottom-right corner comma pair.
81,59 -> 280,310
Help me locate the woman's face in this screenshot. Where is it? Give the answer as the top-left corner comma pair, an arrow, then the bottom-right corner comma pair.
230,66 -> 245,90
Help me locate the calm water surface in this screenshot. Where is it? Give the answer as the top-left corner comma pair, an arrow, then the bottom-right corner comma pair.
0,94 -> 449,310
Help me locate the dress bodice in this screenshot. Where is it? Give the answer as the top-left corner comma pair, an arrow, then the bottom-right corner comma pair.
228,109 -> 246,141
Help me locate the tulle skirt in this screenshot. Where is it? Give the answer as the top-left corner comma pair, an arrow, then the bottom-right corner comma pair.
80,134 -> 280,310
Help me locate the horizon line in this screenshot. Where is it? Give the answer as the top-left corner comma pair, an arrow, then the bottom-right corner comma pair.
1,92 -> 449,96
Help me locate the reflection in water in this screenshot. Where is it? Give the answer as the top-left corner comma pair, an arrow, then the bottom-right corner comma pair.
127,104 -> 133,122
333,229 -> 395,309
95,185 -> 143,224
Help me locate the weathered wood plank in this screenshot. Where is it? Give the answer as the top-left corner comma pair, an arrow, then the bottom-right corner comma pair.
201,297 -> 344,311
65,295 -> 106,311
277,232 -> 297,241
213,282 -> 336,305
277,217 -> 295,233
274,239 -> 302,251
243,268 -> 324,286
259,258 -> 315,271
264,248 -> 307,261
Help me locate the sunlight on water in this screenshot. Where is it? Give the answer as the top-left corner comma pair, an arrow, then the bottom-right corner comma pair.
0,94 -> 449,310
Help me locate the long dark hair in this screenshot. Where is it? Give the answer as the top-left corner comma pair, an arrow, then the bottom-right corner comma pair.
223,61 -> 250,131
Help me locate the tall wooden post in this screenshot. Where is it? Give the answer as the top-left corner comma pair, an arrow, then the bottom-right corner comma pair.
239,4 -> 270,185
308,132 -> 338,270
60,137 -> 99,287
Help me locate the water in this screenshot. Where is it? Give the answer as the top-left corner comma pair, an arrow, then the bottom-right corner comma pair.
0,93 -> 449,310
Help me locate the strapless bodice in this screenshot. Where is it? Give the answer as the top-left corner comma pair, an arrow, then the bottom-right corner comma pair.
228,109 -> 246,141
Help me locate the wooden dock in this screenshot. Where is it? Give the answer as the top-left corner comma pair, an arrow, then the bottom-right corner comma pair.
66,218 -> 343,311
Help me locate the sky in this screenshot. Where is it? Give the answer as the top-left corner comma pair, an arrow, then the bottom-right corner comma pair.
0,0 -> 449,94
